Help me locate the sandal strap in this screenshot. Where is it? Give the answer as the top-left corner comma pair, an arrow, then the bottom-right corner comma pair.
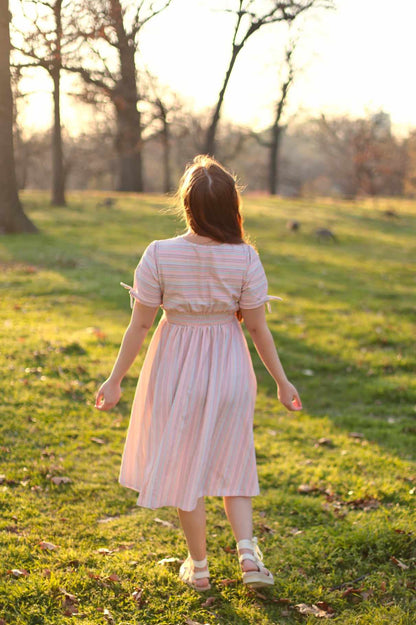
236,537 -> 264,563
239,553 -> 257,564
193,570 -> 211,580
189,556 -> 208,568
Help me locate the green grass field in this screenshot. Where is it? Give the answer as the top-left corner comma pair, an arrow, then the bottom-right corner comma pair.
0,192 -> 415,624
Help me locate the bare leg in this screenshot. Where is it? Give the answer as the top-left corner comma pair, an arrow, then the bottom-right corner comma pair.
177,497 -> 209,588
223,496 -> 270,575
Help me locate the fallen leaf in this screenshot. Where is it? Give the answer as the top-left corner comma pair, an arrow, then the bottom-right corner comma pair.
103,608 -> 114,623
258,523 -> 275,535
39,541 -> 59,550
60,588 -> 78,603
51,476 -> 71,485
316,437 -> 334,447
390,556 -> 409,570
157,557 -> 182,565
106,573 -> 120,582
298,483 -> 319,494
91,437 -> 106,445
348,432 -> 364,439
222,545 -> 237,554
97,548 -> 112,555
315,601 -> 335,614
154,517 -> 175,528
201,596 -> 216,608
132,587 -> 144,606
8,568 -> 29,577
185,619 -> 206,625
347,497 -> 379,511
295,603 -> 335,618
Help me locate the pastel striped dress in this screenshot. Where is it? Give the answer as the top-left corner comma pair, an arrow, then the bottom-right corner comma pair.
119,235 -> 273,511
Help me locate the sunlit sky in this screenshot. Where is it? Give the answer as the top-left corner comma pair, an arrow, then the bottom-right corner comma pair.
14,0 -> 416,135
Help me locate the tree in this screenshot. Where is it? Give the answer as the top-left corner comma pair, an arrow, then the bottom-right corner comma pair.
0,1 -> 36,233
11,0 -> 76,206
314,112 -> 405,198
65,0 -> 172,192
253,34 -> 297,194
203,0 -> 333,156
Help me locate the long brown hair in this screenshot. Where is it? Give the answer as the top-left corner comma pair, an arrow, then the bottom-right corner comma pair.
177,155 -> 246,244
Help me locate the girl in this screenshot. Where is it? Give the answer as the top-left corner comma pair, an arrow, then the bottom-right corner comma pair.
95,155 -> 302,591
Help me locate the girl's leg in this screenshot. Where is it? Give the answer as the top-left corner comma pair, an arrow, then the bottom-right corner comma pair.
177,497 -> 209,588
223,496 -> 270,574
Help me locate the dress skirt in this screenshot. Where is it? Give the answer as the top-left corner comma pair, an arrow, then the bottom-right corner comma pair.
119,312 -> 260,511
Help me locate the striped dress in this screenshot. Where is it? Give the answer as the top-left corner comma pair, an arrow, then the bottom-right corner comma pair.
119,235 -> 272,511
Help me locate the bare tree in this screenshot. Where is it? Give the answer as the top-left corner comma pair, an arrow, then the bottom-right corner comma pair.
142,72 -> 185,193
65,0 -> 172,192
0,1 -> 36,233
11,0 -> 77,206
314,112 -> 404,198
204,0 -> 333,155
252,34 -> 297,194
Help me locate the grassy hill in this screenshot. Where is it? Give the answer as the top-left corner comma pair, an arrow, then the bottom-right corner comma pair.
0,192 -> 415,624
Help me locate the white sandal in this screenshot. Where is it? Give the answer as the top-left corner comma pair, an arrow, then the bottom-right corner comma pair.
237,537 -> 274,588
179,554 -> 211,592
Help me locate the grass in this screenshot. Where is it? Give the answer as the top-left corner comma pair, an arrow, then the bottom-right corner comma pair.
0,191 -> 415,624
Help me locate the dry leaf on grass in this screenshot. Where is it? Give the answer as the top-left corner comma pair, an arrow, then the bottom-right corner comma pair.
106,573 -> 121,582
132,587 -> 144,606
157,557 -> 182,565
201,596 -> 216,608
8,568 -> 29,577
154,517 -> 175,528
295,602 -> 335,618
298,484 -> 319,494
185,619 -> 208,625
390,556 -> 409,570
51,476 -> 71,485
60,588 -> 78,616
315,437 -> 334,447
103,608 -> 115,623
97,548 -> 113,555
348,432 -> 364,439
39,540 -> 59,551
91,437 -> 106,445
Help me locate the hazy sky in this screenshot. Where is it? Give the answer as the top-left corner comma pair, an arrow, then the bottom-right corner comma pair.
15,0 -> 416,135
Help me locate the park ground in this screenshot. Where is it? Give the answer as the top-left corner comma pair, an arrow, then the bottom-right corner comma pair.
0,192 -> 415,624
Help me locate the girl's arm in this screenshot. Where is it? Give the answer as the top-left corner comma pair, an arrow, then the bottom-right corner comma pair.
240,305 -> 302,411
95,302 -> 159,411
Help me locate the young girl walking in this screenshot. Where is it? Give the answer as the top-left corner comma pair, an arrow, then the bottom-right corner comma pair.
95,155 -> 302,591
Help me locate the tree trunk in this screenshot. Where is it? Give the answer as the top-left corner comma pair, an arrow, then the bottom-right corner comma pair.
112,0 -> 144,192
0,2 -> 37,233
115,103 -> 143,192
269,125 -> 283,195
51,67 -> 66,205
204,44 -> 241,156
161,116 -> 171,193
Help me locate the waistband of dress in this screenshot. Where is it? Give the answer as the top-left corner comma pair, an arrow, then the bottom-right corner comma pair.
163,311 -> 236,326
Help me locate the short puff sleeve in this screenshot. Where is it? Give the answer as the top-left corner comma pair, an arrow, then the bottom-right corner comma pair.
125,241 -> 162,308
239,246 -> 270,309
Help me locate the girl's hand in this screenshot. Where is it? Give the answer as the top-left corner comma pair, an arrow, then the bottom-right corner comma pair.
95,379 -> 122,411
278,379 -> 302,411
